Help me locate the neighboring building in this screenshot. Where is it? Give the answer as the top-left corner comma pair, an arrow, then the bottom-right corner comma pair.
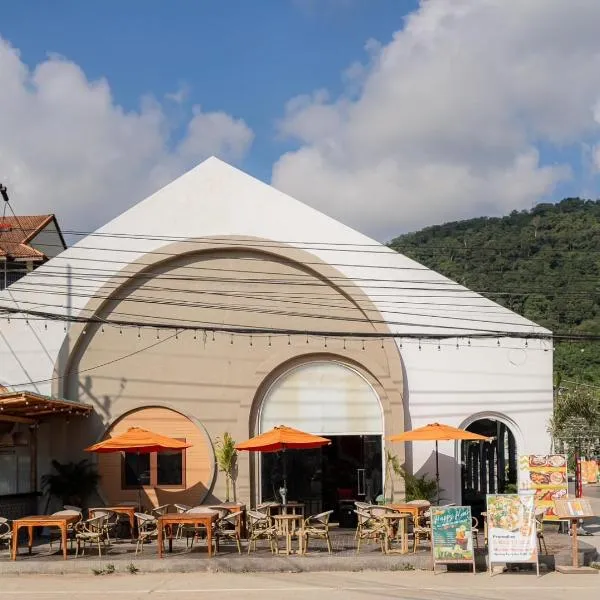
0,158 -> 553,518
0,215 -> 67,290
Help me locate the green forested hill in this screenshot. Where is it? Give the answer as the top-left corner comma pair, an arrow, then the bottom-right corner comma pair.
388,198 -> 600,384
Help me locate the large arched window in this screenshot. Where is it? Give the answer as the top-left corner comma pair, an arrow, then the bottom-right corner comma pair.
259,361 -> 383,436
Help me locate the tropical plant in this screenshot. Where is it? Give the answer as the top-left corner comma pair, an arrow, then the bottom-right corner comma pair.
214,432 -> 238,502
400,469 -> 440,503
383,450 -> 402,502
549,384 -> 600,460
41,459 -> 100,509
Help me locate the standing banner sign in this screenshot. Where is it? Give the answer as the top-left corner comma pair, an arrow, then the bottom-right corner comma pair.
487,494 -> 539,576
518,454 -> 568,520
430,505 -> 476,574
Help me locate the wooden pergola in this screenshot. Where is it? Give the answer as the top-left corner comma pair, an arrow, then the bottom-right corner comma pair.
0,391 -> 93,424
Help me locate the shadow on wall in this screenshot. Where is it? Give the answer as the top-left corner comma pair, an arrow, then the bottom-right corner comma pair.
413,449 -> 458,504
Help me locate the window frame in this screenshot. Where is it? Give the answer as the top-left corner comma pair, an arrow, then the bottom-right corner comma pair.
121,440 -> 187,490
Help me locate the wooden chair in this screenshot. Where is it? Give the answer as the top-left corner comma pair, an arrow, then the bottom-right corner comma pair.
0,517 -> 11,551
74,515 -> 108,557
302,510 -> 333,554
247,510 -> 278,554
214,510 -> 243,554
354,510 -> 386,553
134,512 -> 158,554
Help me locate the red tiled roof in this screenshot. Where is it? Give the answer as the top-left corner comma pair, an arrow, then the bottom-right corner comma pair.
0,215 -> 54,260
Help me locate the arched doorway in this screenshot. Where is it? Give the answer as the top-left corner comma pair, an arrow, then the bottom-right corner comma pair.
461,418 -> 518,516
258,360 -> 384,517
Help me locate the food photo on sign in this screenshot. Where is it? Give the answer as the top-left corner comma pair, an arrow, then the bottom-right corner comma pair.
518,454 -> 568,520
486,494 -> 538,567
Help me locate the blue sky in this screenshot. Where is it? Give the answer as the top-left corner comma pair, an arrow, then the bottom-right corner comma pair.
1,1 -> 599,239
1,0 -> 415,183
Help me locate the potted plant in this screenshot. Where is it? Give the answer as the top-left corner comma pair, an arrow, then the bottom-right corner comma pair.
215,432 -> 238,502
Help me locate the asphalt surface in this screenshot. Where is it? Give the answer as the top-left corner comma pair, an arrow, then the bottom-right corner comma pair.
2,571 -> 599,600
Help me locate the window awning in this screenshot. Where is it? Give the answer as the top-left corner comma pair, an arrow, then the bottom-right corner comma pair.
0,391 -> 93,424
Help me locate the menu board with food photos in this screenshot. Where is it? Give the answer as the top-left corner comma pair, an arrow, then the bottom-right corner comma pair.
430,505 -> 476,573
518,454 -> 568,521
487,494 -> 539,574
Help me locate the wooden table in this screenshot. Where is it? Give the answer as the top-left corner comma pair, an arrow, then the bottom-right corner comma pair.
157,512 -> 218,558
89,505 -> 137,536
267,503 -> 305,517
11,515 -> 80,560
381,512 -> 410,554
272,513 -> 303,555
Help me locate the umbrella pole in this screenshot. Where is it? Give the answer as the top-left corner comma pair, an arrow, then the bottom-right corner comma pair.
435,440 -> 440,505
136,451 -> 142,511
282,449 -> 288,505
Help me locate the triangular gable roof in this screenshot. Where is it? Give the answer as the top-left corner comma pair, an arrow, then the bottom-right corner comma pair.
0,157 -> 549,337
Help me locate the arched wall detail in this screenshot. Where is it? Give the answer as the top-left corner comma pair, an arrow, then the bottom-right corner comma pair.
258,359 -> 384,436
95,405 -> 214,507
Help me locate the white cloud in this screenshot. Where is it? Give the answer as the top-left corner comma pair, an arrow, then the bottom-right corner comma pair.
0,37 -> 253,231
272,0 -> 600,240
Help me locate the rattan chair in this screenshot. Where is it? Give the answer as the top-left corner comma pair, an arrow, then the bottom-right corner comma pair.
174,503 -> 191,539
0,517 -> 11,551
49,509 -> 82,551
354,509 -> 386,553
247,510 -> 278,554
412,510 -> 431,553
302,510 -> 333,554
214,510 -> 243,553
74,515 -> 108,557
151,504 -> 171,518
471,516 -> 480,549
134,512 -> 158,554
535,508 -> 547,555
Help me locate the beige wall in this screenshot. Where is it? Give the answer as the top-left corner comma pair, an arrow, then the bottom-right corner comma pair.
96,406 -> 213,508
54,239 -> 406,507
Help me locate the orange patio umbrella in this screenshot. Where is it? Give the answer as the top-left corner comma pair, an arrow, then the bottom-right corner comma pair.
236,426 -> 331,503
389,423 -> 490,504
85,427 -> 192,453
86,427 -> 192,507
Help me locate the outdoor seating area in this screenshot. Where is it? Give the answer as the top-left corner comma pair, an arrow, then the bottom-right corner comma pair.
0,499 -> 587,569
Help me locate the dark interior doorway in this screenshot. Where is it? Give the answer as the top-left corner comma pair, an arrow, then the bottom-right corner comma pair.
461,419 -> 517,518
260,434 -> 382,520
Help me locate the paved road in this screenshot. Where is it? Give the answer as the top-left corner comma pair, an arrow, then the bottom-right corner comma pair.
2,571 -> 599,600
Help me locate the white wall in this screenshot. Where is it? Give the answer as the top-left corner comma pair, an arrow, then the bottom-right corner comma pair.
0,158 -> 554,504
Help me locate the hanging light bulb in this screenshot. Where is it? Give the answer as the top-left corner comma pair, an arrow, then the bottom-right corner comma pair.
230,333 -> 234,345
306,333 -> 309,344
211,331 -> 215,342
193,330 -> 197,340
399,338 -> 403,349
343,339 -> 347,350
437,341 -> 441,351
249,335 -> 253,347
456,338 -> 459,350
156,329 -> 160,340
362,339 -> 365,350
288,335 -> 291,346
44,322 -> 48,331
268,335 -> 272,347
418,339 -> 422,351
324,336 -> 327,348
497,338 -> 500,346
138,328 -> 141,339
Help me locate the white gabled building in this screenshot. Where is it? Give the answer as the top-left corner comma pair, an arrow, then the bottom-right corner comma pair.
0,157 -> 552,517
